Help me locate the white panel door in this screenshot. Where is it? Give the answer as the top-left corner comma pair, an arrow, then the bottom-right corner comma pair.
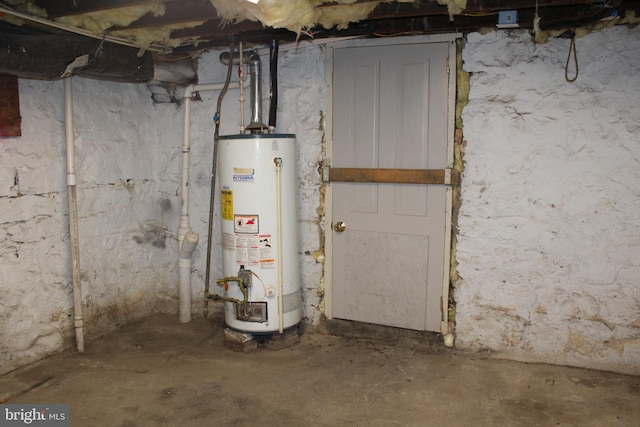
331,42 -> 450,331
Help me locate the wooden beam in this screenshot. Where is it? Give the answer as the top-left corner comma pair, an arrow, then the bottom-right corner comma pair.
170,19 -> 266,39
33,0 -> 153,18
328,168 -> 459,185
121,0 -> 221,30
360,0 -> 598,21
0,74 -> 21,137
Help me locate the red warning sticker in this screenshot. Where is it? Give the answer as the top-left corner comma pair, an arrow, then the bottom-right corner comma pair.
234,214 -> 259,234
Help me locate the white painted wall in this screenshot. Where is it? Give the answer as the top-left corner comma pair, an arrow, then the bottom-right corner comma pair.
457,26 -> 640,375
166,28 -> 640,377
3,25 -> 638,376
0,78 -> 182,374
0,44 -> 329,376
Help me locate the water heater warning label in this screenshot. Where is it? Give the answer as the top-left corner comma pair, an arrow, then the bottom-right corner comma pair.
234,233 -> 273,268
259,234 -> 274,269
223,232 -> 234,250
234,214 -> 259,234
235,234 -> 259,266
221,190 -> 233,221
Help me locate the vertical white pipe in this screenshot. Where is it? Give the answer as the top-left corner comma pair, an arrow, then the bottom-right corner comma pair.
178,85 -> 195,323
274,157 -> 284,334
64,78 -> 84,352
177,80 -> 246,324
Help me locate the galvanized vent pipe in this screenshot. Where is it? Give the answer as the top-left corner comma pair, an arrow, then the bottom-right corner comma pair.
220,50 -> 266,133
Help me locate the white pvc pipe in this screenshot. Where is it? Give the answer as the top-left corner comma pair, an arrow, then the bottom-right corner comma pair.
64,78 -> 84,352
178,86 -> 196,323
179,231 -> 199,259
274,157 -> 284,334
179,231 -> 199,323
178,79 -> 249,323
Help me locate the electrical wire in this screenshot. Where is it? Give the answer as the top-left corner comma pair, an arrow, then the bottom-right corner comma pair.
580,14 -> 619,33
462,11 -> 499,17
252,271 -> 269,299
151,51 -> 195,62
540,0 -> 620,29
373,31 -> 415,37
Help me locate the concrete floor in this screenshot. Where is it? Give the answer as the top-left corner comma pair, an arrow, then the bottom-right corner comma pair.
1,314 -> 638,427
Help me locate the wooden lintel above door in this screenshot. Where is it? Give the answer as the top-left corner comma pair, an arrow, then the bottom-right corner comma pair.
328,167 -> 459,185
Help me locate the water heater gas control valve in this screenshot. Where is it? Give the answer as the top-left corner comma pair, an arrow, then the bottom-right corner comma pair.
238,265 -> 253,288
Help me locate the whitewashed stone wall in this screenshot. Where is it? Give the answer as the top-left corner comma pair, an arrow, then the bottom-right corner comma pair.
0,78 -> 182,374
0,43 -> 329,377
4,26 -> 637,376
457,26 -> 640,374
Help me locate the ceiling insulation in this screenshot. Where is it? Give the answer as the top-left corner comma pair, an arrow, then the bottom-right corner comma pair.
110,20 -> 206,49
0,0 -> 640,80
437,0 -> 467,18
54,2 -> 166,37
6,0 -> 468,47
316,2 -> 380,31
209,0 -> 458,34
209,0 -> 318,35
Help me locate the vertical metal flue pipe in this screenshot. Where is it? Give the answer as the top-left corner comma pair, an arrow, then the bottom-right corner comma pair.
220,50 -> 265,132
246,51 -> 264,130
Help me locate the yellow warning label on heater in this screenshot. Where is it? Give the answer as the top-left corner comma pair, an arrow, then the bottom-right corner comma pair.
221,190 -> 233,221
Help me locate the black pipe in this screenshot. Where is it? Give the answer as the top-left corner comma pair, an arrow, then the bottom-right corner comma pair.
268,39 -> 279,130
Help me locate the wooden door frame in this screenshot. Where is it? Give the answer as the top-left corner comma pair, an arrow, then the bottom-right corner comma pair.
324,34 -> 460,334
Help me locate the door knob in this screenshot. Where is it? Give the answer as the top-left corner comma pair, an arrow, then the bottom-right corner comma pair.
333,221 -> 346,232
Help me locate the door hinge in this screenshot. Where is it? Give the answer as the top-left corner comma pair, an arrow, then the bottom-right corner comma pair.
322,162 -> 331,183
446,58 -> 450,75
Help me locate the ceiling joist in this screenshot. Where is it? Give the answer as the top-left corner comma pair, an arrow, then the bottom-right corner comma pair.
4,0 -> 640,55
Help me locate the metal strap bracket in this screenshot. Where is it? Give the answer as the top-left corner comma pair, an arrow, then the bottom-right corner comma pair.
444,168 -> 452,186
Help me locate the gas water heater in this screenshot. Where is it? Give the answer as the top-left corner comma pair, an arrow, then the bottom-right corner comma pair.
217,133 -> 302,333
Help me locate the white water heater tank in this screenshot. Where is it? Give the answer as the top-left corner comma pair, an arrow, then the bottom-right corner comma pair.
218,134 -> 302,333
